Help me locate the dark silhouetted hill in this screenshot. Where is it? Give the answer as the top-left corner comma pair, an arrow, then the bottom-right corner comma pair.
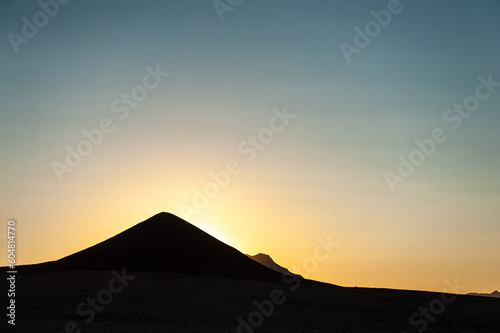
23,212 -> 283,281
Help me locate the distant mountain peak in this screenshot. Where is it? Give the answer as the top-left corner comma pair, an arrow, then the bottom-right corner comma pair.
467,290 -> 500,298
252,253 -> 273,261
247,253 -> 302,278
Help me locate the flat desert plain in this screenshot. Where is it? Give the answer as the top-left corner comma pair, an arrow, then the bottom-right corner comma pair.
8,270 -> 500,332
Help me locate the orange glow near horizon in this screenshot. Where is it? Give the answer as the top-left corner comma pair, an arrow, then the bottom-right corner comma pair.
1,149 -> 497,296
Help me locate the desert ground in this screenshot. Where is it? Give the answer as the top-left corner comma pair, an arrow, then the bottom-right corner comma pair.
8,270 -> 500,332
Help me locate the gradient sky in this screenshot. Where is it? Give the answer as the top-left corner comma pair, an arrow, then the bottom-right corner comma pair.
1,0 -> 499,293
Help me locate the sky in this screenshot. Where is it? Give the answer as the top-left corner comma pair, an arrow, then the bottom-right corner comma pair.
1,0 -> 499,293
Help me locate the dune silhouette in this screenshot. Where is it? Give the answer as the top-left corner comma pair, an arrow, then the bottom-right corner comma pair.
25,212 -> 284,281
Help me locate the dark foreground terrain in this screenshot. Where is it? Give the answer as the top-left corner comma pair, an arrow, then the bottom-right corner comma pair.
6,270 -> 500,332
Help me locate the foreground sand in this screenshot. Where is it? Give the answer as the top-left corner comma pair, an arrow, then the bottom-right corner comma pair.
9,271 -> 500,332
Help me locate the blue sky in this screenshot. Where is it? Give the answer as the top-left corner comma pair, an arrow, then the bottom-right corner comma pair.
1,0 -> 499,292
